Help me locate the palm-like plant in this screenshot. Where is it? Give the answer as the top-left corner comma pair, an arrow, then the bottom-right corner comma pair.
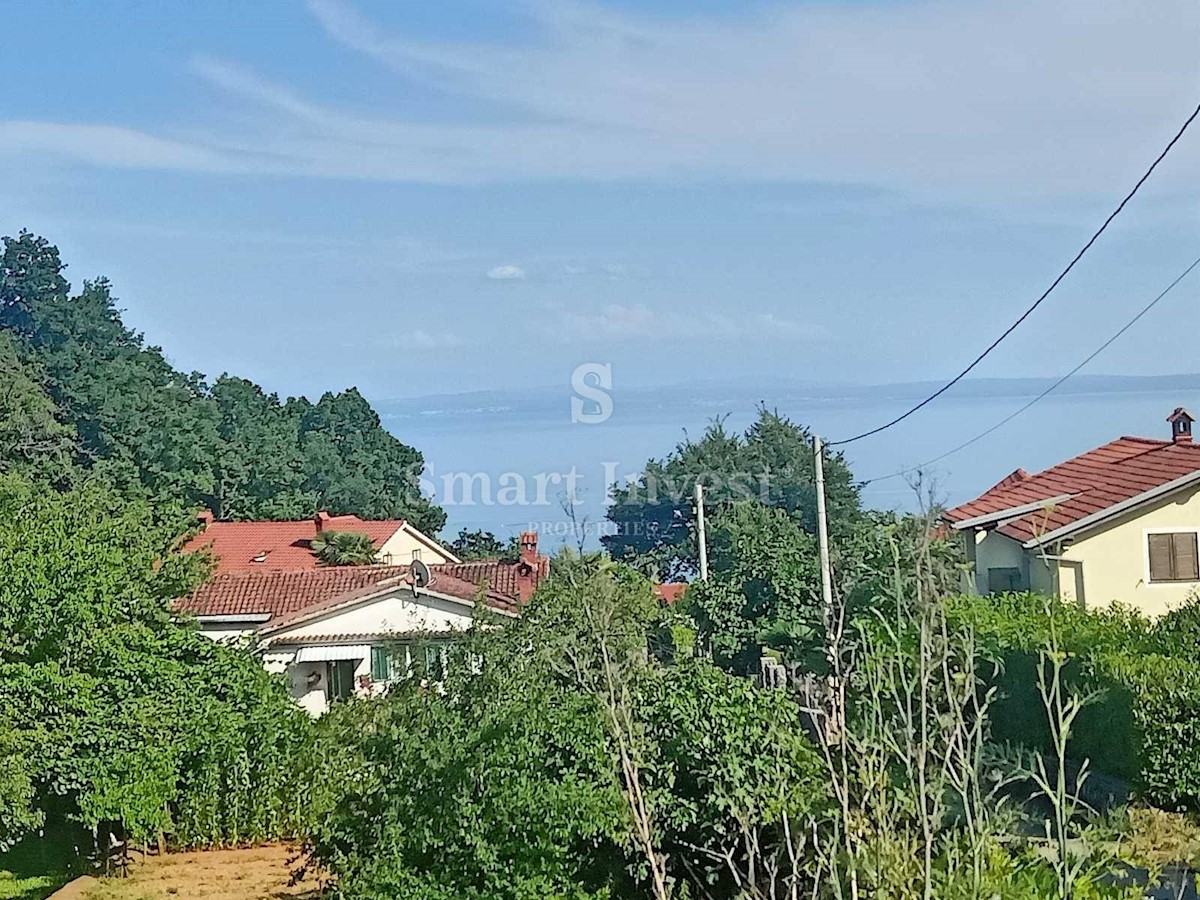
310,530 -> 379,566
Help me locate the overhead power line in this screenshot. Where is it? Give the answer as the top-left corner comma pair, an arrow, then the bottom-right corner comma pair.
860,253 -> 1200,486
829,99 -> 1200,448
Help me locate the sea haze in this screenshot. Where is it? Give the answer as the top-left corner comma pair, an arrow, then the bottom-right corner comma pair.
377,374 -> 1200,550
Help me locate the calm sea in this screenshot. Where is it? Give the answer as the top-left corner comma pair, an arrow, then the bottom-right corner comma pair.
377,377 -> 1200,550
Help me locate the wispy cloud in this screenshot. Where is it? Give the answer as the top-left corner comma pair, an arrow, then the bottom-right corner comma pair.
486,264 -> 527,280
551,303 -> 830,343
0,121 -> 234,172
2,0 -> 1197,199
395,329 -> 470,350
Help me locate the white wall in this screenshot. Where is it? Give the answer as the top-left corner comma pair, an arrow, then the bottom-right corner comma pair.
973,532 -> 1028,593
273,588 -> 477,641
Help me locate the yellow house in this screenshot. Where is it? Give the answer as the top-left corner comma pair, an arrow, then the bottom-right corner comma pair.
943,408 -> 1200,618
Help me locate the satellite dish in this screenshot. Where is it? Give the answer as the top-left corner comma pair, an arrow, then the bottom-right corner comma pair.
411,558 -> 433,590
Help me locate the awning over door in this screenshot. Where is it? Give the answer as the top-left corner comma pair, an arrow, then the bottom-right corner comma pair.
294,645 -> 371,663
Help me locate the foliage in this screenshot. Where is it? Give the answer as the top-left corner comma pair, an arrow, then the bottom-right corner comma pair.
949,592 -> 1200,811
0,231 -> 67,339
0,334 -> 76,486
1087,652 -> 1200,811
686,502 -> 822,673
603,409 -> 861,578
0,231 -> 445,531
0,476 -> 314,852
306,554 -> 828,899
449,528 -> 520,561
310,530 -> 379,566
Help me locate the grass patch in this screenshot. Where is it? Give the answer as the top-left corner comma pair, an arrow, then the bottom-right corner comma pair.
0,837 -> 80,900
0,869 -> 73,900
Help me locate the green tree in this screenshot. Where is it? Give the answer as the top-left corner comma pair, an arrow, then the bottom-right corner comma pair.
0,333 -> 77,485
686,502 -> 824,673
28,275 -> 221,509
603,408 -> 860,578
307,553 -> 827,899
291,388 -> 447,534
210,376 -> 311,520
449,528 -> 519,561
310,530 -> 379,566
0,476 -> 313,851
0,231 -> 448,528
0,230 -> 68,339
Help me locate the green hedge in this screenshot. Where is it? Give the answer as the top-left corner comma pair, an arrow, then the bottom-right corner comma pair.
948,592 -> 1200,810
1087,652 -> 1200,810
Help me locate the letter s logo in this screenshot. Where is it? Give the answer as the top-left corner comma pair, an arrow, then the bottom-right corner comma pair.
571,363 -> 613,424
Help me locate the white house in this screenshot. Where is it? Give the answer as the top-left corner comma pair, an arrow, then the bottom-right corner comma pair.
175,532 -> 548,714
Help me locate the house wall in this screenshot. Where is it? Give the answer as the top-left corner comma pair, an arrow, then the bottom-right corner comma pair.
376,528 -> 455,566
274,589 -> 477,640
263,588 -> 477,715
1056,482 -> 1200,618
973,532 -> 1029,593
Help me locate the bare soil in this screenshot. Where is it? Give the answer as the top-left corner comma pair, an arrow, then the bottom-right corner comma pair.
75,847 -> 323,900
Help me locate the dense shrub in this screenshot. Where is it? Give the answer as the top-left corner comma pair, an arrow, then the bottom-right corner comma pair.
0,476 -> 315,851
949,592 -> 1200,809
1087,652 -> 1200,810
305,557 -> 828,899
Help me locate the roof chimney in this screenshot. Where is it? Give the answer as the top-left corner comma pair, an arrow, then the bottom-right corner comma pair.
518,530 -> 538,566
1169,408 -> 1194,444
516,531 -> 540,602
315,511 -> 332,532
197,509 -> 214,528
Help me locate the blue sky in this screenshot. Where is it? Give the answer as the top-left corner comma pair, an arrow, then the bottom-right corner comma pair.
2,0 -> 1198,403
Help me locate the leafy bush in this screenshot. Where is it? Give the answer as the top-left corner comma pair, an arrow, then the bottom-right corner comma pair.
310,530 -> 378,566
305,555 -> 829,899
0,476 -> 315,851
949,592 -> 1200,809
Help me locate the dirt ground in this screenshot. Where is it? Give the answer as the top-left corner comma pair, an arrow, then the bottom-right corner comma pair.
73,846 -> 323,900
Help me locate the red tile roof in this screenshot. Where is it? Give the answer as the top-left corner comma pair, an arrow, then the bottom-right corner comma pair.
258,568 -> 519,636
174,565 -> 410,618
438,558 -> 549,599
183,516 -> 407,574
174,558 -> 537,624
943,436 -> 1200,544
655,583 -> 688,604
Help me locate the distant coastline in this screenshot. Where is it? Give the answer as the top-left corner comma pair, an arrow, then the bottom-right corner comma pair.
376,373 -> 1200,423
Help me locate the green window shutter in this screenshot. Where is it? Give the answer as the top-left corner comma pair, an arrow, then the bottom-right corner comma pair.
370,646 -> 389,682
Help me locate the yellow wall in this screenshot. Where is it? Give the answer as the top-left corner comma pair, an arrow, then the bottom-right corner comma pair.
377,526 -> 455,565
1053,482 -> 1200,618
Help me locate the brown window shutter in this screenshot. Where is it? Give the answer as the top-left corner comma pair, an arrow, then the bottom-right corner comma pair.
1149,533 -> 1174,581
1174,532 -> 1200,581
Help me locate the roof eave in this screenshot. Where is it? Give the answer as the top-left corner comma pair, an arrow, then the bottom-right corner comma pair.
1022,469 -> 1200,548
949,493 -> 1075,530
259,582 -> 516,638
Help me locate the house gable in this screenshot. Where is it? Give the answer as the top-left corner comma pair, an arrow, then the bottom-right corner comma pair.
262,585 -> 484,643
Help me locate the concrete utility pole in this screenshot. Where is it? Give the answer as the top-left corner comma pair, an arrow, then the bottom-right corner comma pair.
813,436 -> 834,617
694,481 -> 709,581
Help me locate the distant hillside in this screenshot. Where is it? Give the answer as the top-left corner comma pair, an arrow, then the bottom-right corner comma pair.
376,373 -> 1200,424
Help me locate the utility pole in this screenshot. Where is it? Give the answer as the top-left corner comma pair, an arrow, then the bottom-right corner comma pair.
694,481 -> 709,581
813,436 -> 833,617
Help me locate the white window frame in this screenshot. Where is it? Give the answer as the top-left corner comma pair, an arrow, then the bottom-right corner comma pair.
1143,527 -> 1200,586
